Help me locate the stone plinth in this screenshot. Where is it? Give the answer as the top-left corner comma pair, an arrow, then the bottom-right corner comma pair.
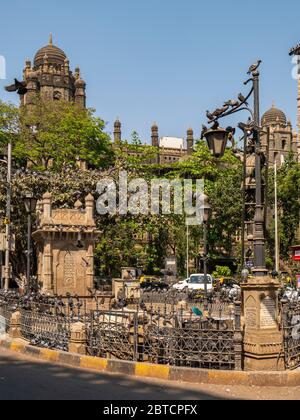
9,311 -> 22,339
33,193 -> 100,297
242,276 -> 284,371
69,322 -> 87,355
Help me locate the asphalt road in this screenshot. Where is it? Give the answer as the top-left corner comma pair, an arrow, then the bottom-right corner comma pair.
0,347 -> 299,400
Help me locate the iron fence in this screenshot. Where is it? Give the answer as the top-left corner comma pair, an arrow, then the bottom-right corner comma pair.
20,307 -> 72,352
18,295 -> 86,352
86,303 -> 242,371
0,304 -> 13,333
0,291 -> 19,333
282,300 -> 300,370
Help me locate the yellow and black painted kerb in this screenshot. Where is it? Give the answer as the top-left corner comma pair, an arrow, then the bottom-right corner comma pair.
1,338 -> 300,387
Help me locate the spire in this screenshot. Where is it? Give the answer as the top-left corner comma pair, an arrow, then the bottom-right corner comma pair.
187,127 -> 194,155
49,33 -> 53,45
114,118 -> 122,144
151,122 -> 159,147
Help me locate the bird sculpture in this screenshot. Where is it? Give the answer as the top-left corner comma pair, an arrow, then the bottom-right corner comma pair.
206,110 -> 214,121
247,60 -> 262,75
238,93 -> 249,106
224,99 -> 240,108
201,124 -> 208,139
5,78 -> 28,95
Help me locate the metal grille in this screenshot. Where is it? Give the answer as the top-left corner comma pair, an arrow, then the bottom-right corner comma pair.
86,304 -> 242,370
0,304 -> 13,333
87,311 -> 138,360
282,301 -> 300,370
143,312 -> 237,370
20,308 -> 71,352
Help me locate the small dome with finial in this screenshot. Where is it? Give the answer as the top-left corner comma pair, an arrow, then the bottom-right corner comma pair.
114,119 -> 121,128
262,103 -> 287,127
34,34 -> 67,68
75,78 -> 86,88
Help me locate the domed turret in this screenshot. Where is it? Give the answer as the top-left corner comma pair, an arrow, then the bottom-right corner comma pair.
262,104 -> 287,127
34,34 -> 67,68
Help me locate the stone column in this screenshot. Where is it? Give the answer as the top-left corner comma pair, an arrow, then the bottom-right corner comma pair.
86,239 -> 94,291
9,311 -> 22,339
69,322 -> 87,355
187,128 -> 194,156
42,238 -> 53,294
43,192 -> 52,223
114,119 -> 122,144
242,277 -> 284,371
85,194 -> 94,226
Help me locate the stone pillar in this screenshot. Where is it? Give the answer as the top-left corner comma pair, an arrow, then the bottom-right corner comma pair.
43,192 -> 52,223
9,311 -> 22,339
242,277 -> 284,371
187,128 -> 194,156
69,322 -> 87,355
114,119 -> 122,144
151,122 -> 159,147
75,78 -> 86,109
85,194 -> 94,225
42,239 -> 53,294
234,302 -> 243,371
86,240 -> 94,291
151,123 -> 160,164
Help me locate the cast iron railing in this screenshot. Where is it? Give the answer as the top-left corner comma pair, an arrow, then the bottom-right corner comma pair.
282,300 -> 300,370
0,291 -> 19,333
20,306 -> 72,352
86,303 -> 242,371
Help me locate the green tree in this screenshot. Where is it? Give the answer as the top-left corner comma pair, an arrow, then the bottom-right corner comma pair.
267,156 -> 300,261
0,100 -> 19,150
15,98 -> 114,170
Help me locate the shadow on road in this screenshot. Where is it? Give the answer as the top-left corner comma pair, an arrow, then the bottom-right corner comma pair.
0,350 -> 231,401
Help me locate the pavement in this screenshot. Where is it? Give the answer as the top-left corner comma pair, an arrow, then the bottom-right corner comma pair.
0,347 -> 299,400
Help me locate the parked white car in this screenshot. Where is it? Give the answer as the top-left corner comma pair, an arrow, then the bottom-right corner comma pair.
173,274 -> 213,292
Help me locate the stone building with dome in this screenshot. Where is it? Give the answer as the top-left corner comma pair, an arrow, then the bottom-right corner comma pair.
260,104 -> 298,166
21,35 -> 86,109
113,119 -> 194,165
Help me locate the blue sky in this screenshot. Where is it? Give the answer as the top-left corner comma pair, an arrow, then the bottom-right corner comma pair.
0,0 -> 300,142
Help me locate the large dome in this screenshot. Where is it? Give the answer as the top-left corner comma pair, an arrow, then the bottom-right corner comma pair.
34,36 -> 67,67
261,105 -> 287,126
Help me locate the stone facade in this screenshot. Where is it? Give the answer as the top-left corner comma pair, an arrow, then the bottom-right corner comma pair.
261,104 -> 298,166
32,193 -> 100,297
113,120 -> 194,164
21,35 -> 86,108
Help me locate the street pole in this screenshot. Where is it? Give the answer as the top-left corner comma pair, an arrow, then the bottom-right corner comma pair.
4,139 -> 12,290
203,221 -> 209,310
241,131 -> 248,270
186,224 -> 189,279
27,212 -> 32,293
274,161 -> 280,273
252,70 -> 267,276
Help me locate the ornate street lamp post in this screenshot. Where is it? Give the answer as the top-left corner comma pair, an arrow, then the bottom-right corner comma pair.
24,192 -> 37,293
203,60 -> 267,278
203,61 -> 285,371
200,194 -> 212,297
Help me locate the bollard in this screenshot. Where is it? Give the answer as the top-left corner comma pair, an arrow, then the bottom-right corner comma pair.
69,322 -> 87,355
9,311 -> 22,339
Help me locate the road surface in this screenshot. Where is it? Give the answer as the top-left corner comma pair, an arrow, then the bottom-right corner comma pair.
0,347 -> 299,400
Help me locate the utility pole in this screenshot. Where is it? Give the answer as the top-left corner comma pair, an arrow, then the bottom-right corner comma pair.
3,139 -> 12,290
274,161 -> 280,273
186,224 -> 189,279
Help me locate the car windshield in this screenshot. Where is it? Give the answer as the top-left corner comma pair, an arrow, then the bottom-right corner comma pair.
190,275 -> 211,284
